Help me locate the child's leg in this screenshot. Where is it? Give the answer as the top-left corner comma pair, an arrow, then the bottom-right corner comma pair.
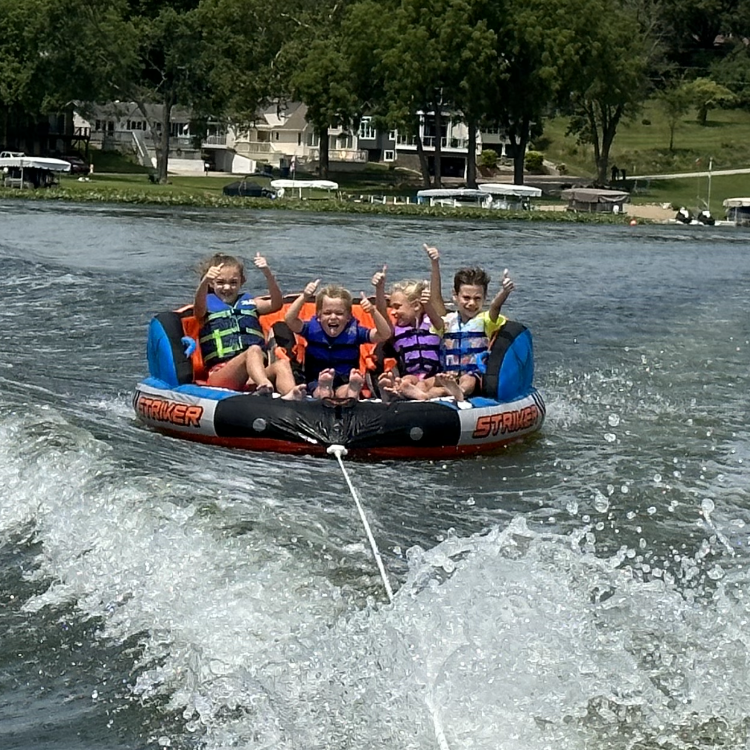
419,373 -> 465,401
457,373 -> 478,398
244,345 -> 273,389
206,355 -> 253,390
269,359 -> 297,396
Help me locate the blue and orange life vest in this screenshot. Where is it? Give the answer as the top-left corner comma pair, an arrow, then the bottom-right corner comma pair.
199,293 -> 265,366
440,311 -> 505,375
392,317 -> 441,377
300,316 -> 372,381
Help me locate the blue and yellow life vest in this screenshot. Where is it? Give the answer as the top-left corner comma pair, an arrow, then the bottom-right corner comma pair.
440,311 -> 504,375
199,293 -> 265,366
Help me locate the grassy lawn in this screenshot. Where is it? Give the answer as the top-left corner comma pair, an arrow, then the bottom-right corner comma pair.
632,173 -> 750,214
541,101 -> 750,178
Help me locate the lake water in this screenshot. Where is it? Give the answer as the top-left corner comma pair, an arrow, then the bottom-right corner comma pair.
0,201 -> 749,750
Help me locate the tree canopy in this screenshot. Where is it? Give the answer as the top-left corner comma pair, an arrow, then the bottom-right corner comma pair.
0,0 -> 745,182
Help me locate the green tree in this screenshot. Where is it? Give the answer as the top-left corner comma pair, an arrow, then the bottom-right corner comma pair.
687,76 -> 736,124
566,0 -> 652,184
289,38 -> 360,179
658,80 -> 692,150
0,0 -> 135,149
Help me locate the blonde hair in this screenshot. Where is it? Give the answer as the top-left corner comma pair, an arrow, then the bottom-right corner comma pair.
316,284 -> 353,313
391,279 -> 428,304
197,253 -> 246,283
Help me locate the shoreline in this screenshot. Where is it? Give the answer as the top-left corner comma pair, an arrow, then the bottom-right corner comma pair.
0,185 -> 669,223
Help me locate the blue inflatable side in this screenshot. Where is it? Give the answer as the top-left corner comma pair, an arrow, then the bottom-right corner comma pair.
147,317 -> 180,387
480,320 -> 535,403
497,328 -> 534,402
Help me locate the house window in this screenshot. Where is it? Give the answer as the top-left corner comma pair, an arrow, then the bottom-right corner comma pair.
338,133 -> 353,149
95,120 -> 102,131
297,133 -> 302,146
359,117 -> 376,140
384,150 -> 395,162
307,132 -> 319,147
388,130 -> 397,141
275,132 -> 279,140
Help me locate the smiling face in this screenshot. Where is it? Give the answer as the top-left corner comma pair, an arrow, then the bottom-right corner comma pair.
210,263 -> 244,305
318,295 -> 352,337
389,290 -> 421,327
453,283 -> 486,322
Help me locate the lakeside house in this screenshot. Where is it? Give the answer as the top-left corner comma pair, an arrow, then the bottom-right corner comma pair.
73,101 -> 515,178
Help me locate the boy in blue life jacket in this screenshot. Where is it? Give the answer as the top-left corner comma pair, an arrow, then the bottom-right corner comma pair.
194,252 -> 303,397
284,276 -> 392,399
425,244 -> 514,399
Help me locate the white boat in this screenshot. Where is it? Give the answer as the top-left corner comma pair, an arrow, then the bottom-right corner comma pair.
417,185 -> 542,210
1,155 -> 71,189
416,188 -> 489,208
270,179 -> 339,198
478,183 -> 542,209
722,197 -> 750,227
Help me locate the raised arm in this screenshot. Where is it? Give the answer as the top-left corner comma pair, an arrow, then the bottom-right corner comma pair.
370,264 -> 390,328
252,253 -> 283,315
420,287 -> 444,331
423,243 -> 447,316
360,293 -> 392,343
284,279 -> 319,333
488,268 -> 515,322
193,263 -> 222,322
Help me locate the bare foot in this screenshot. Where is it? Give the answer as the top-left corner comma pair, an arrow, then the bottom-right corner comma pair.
435,373 -> 465,402
378,371 -> 396,388
398,380 -> 429,401
346,369 -> 364,399
316,369 -> 335,399
254,383 -> 274,396
281,384 -> 307,401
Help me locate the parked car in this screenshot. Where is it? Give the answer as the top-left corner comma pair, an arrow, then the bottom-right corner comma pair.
59,154 -> 90,175
222,179 -> 276,198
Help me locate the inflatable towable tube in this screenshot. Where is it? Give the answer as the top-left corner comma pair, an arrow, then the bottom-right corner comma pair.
133,301 -> 545,459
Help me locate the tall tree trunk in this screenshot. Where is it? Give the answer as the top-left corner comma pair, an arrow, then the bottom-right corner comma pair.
508,116 -> 530,185
137,95 -> 172,181
466,120 -> 477,188
433,106 -> 442,188
157,94 -> 172,184
318,127 -> 329,178
414,123 -> 431,187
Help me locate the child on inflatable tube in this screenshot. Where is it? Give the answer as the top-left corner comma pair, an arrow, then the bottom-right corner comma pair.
194,252 -> 305,399
284,273 -> 392,399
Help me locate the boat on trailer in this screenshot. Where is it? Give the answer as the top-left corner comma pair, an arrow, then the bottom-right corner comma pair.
133,299 -> 545,459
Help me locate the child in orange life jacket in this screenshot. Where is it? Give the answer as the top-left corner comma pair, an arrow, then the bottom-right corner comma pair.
194,252 -> 304,398
284,274 -> 392,399
425,244 -> 515,399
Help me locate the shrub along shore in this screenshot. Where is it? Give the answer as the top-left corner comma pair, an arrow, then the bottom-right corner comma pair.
0,181 -> 633,224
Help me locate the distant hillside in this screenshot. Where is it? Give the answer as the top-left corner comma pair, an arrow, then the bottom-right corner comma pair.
540,100 -> 750,179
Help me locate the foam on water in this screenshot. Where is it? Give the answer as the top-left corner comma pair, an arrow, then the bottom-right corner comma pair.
1,407 -> 749,750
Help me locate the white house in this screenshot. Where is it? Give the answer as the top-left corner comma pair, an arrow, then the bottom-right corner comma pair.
75,100 -> 514,178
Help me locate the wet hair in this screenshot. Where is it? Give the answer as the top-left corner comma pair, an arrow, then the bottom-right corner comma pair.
453,267 -> 490,294
391,279 -> 429,304
316,284 -> 353,314
198,253 -> 246,283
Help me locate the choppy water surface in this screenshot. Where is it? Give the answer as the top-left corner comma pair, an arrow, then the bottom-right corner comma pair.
0,201 -> 748,750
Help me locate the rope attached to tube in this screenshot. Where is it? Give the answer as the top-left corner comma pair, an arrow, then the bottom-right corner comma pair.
327,444 -> 394,603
